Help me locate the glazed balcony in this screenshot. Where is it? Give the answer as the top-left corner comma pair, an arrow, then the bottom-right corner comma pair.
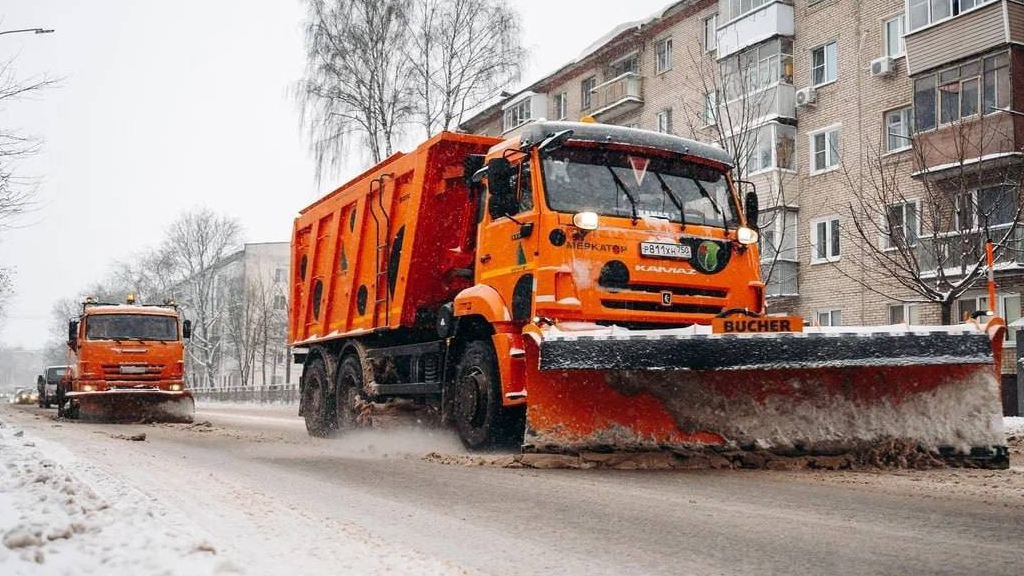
905,0 -> 1023,75
716,0 -> 794,59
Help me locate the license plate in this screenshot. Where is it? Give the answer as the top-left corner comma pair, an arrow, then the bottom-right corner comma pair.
120,365 -> 147,374
640,242 -> 691,259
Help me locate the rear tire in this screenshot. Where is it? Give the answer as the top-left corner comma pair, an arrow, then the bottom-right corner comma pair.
302,357 -> 336,438
335,355 -> 366,431
453,340 -> 525,450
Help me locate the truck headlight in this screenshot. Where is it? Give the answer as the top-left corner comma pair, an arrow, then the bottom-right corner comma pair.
572,211 -> 599,230
168,384 -> 182,391
83,384 -> 96,392
737,227 -> 759,246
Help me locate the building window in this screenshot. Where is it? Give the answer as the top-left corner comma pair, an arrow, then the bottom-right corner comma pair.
884,200 -> 920,249
721,37 -> 794,101
702,90 -> 718,125
809,126 -> 840,174
609,53 -> 639,78
656,38 -> 673,74
553,92 -> 568,120
914,51 -> 1008,131
888,303 -> 921,324
744,123 -> 796,174
503,98 -> 533,132
274,294 -> 287,310
721,0 -> 770,23
885,107 -> 913,152
810,216 -> 841,263
816,309 -> 842,327
703,14 -> 717,53
957,293 -> 1019,339
581,77 -> 596,110
811,41 -> 838,86
956,185 -> 1017,230
760,208 -> 798,263
908,0 -> 998,32
274,268 -> 287,283
884,14 -> 905,58
656,109 -> 673,134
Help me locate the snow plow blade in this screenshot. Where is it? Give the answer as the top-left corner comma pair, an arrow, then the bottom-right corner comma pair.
67,389 -> 195,424
523,322 -> 1008,468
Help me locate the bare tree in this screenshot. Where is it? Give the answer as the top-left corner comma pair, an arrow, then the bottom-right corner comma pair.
408,0 -> 524,136
163,208 -> 242,389
297,0 -> 414,175
678,40 -> 799,299
839,112 -> 1024,324
225,275 -> 264,387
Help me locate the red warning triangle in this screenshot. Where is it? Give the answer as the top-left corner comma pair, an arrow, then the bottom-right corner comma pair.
629,156 -> 650,187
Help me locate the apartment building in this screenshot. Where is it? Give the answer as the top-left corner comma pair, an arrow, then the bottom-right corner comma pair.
462,0 -> 1024,373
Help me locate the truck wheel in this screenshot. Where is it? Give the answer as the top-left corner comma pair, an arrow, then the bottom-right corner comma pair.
335,355 -> 366,431
453,340 -> 526,450
302,357 -> 336,438
56,385 -> 67,417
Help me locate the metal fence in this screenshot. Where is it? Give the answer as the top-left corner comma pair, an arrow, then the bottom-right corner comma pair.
192,384 -> 299,404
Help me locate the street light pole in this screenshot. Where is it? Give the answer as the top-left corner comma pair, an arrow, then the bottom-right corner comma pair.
0,28 -> 55,37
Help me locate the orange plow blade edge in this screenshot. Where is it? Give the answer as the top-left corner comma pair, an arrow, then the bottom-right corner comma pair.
522,321 -> 1009,467
67,389 -> 195,424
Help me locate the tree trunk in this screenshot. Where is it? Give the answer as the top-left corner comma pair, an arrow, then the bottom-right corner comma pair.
941,300 -> 953,325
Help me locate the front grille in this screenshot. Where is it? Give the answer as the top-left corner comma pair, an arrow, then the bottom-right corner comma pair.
619,284 -> 728,298
601,300 -> 723,315
101,364 -> 165,381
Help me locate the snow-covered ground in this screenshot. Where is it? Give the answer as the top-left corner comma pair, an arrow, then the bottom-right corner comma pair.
1005,416 -> 1024,437
0,422 -> 238,576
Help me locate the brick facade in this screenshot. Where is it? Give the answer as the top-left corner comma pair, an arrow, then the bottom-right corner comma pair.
462,0 -> 1024,371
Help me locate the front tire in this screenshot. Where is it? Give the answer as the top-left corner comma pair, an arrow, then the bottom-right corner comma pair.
335,355 -> 366,431
453,340 -> 525,450
302,357 -> 336,438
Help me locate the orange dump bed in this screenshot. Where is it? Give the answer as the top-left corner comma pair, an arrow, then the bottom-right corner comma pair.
290,132 -> 500,345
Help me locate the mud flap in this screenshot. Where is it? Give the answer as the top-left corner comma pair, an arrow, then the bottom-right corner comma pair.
69,390 -> 195,424
524,325 -> 1008,466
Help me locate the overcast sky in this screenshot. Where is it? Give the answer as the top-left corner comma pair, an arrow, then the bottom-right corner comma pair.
0,0 -> 674,348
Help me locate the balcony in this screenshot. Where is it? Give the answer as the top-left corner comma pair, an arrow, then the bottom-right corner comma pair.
918,226 -> 1024,276
718,84 -> 795,127
590,73 -> 643,121
912,112 -> 1024,178
716,1 -> 794,59
763,260 -> 798,297
905,0 -> 1021,75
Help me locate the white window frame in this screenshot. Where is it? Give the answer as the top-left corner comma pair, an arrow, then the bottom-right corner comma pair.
810,41 -> 838,87
656,108 -> 673,134
882,199 -> 921,250
883,14 -> 906,58
810,215 -> 841,264
884,106 -> 913,153
816,309 -> 842,327
888,302 -> 921,325
655,37 -> 673,74
906,0 -> 998,33
744,123 -> 797,176
702,90 -> 718,126
955,186 -> 1017,231
553,92 -> 568,120
957,292 -> 1019,340
703,14 -> 717,53
760,207 -> 798,263
502,98 -> 533,132
808,124 -> 841,175
608,51 -> 640,79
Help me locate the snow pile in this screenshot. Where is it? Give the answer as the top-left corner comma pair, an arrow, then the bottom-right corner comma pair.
1005,416 -> 1024,438
0,425 -> 240,575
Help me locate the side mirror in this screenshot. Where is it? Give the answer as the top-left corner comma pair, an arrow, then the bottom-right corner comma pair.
67,320 -> 79,349
463,154 -> 486,187
486,157 -> 514,198
744,190 -> 759,230
182,319 -> 192,340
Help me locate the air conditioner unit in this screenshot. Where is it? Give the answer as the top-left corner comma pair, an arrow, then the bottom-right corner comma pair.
795,87 -> 817,108
870,56 -> 895,77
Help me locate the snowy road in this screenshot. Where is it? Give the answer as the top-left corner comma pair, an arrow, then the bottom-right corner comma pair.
3,402 -> 1023,576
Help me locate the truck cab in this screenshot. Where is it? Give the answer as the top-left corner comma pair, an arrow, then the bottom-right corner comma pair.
460,121 -> 763,331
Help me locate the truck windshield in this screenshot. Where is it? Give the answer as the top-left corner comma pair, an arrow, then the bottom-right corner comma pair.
541,147 -> 739,228
45,367 -> 67,381
85,315 -> 178,342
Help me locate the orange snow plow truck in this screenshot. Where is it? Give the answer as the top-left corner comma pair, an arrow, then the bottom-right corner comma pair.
59,296 -> 195,423
289,121 -> 1008,467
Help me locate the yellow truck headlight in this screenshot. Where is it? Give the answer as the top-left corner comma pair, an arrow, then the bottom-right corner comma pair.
83,384 -> 96,392
168,384 -> 182,391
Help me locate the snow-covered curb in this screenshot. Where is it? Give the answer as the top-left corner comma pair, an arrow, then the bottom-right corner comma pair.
0,423 -> 240,575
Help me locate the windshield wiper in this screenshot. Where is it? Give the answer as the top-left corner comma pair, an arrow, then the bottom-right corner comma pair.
692,179 -> 729,236
653,172 -> 687,231
606,166 -> 639,225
